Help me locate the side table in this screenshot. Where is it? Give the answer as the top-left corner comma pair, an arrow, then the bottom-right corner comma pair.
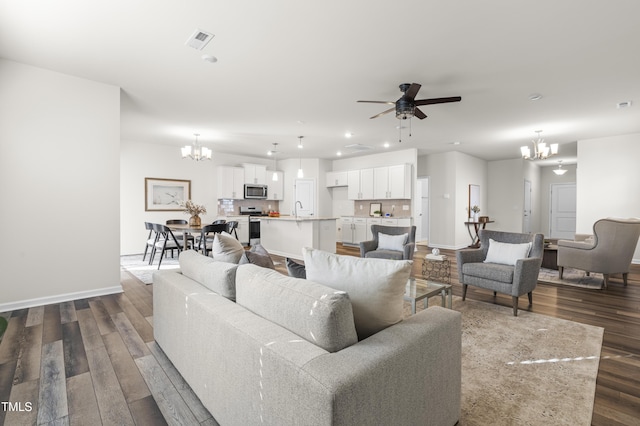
422,256 -> 451,284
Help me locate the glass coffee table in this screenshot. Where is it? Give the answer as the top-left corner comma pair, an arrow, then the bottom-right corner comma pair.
404,277 -> 453,315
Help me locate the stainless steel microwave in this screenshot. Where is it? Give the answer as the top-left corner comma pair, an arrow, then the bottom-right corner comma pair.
244,184 -> 267,199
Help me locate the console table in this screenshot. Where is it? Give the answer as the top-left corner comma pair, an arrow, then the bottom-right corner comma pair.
464,220 -> 494,248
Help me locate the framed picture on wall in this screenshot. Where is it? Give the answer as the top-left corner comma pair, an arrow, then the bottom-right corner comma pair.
145,177 -> 191,211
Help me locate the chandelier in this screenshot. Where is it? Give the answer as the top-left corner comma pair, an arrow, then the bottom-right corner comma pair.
181,133 -> 212,161
520,130 -> 558,160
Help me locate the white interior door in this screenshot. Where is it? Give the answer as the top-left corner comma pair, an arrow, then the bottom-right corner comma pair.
550,183 -> 576,239
523,179 -> 532,233
416,178 -> 429,243
294,179 -> 315,217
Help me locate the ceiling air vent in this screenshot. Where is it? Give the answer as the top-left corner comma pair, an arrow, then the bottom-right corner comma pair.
185,29 -> 214,50
344,144 -> 373,151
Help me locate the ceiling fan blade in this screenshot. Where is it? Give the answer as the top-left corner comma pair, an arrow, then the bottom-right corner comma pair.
415,96 -> 462,106
414,108 -> 427,119
370,107 -> 395,119
404,83 -> 422,101
357,100 -> 396,105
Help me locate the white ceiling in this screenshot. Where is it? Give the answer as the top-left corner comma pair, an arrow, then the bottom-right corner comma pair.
2,1 -> 640,165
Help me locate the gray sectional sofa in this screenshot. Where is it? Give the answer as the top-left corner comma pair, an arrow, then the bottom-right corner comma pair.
153,250 -> 461,426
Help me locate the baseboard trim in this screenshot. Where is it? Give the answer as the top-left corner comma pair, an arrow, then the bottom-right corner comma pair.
0,285 -> 123,312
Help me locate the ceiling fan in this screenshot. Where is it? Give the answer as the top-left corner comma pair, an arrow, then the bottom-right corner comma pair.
358,83 -> 461,120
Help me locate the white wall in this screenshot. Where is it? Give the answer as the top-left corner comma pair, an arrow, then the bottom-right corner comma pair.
577,134 -> 640,261
0,60 -> 120,309
487,159 -> 525,232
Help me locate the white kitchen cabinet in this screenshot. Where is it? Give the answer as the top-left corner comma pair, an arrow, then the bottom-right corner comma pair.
242,163 -> 267,184
366,218 -> 382,240
374,164 -> 412,199
267,171 -> 284,200
326,171 -> 348,187
347,168 -> 374,200
217,166 -> 245,199
341,217 -> 368,245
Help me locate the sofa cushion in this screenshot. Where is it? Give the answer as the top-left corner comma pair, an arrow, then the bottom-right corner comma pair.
484,239 -> 532,266
378,232 -> 408,251
463,262 -> 515,284
238,244 -> 275,269
302,247 -> 412,340
285,257 -> 306,278
236,264 -> 358,353
211,232 -> 245,263
364,249 -> 404,260
179,250 -> 238,300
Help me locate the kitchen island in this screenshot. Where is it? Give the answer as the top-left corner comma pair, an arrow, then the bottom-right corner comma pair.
259,216 -> 337,260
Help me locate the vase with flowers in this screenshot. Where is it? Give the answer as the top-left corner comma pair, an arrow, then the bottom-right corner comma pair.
471,205 -> 481,222
181,200 -> 207,226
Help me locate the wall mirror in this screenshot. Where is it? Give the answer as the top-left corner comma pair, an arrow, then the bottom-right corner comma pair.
468,184 -> 480,217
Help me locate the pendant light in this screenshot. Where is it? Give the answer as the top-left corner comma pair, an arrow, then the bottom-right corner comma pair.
553,160 -> 568,175
268,143 -> 279,181
297,136 -> 304,178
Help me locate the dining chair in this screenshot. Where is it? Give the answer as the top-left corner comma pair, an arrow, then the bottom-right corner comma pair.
166,219 -> 195,254
212,219 -> 226,225
198,223 -> 228,256
226,221 -> 239,239
150,223 -> 184,269
142,221 -> 158,262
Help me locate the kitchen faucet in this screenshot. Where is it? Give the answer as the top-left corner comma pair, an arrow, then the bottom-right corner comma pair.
295,201 -> 303,219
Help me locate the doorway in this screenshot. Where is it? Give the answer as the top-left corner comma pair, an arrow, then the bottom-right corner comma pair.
550,183 -> 576,239
416,177 -> 429,244
294,179 -> 315,217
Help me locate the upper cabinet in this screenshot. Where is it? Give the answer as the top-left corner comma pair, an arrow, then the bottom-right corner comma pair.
347,168 -> 374,200
326,171 -> 348,187
242,163 -> 267,185
217,166 -> 245,199
374,164 -> 412,199
267,171 -> 284,200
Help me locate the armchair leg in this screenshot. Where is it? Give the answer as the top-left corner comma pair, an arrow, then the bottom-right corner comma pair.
512,296 -> 518,316
623,273 -> 628,286
528,292 -> 533,305
603,274 -> 609,289
559,266 -> 564,279
493,291 -> 497,297
462,284 -> 468,301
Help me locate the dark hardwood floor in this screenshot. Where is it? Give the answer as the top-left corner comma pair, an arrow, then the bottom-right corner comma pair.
1,244 -> 639,425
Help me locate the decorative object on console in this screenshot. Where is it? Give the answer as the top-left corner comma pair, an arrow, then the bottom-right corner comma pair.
520,130 -> 558,160
180,199 -> 206,226
181,133 -> 212,161
370,202 -> 382,217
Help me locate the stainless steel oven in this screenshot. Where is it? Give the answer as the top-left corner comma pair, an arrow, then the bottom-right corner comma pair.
244,184 -> 267,199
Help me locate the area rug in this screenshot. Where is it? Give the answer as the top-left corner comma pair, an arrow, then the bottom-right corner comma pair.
407,297 -> 603,426
537,267 -> 604,289
120,254 -> 179,284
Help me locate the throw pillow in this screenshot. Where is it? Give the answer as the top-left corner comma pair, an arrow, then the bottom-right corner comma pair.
302,247 -> 412,340
285,258 -> 306,279
484,239 -> 532,266
377,232 -> 408,251
239,244 -> 275,269
210,232 -> 244,263
236,264 -> 358,353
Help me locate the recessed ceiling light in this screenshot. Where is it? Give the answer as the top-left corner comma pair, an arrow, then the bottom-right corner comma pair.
449,141 -> 461,145
201,54 -> 217,63
336,151 -> 342,156
617,101 -> 632,109
529,93 -> 543,101
383,142 -> 390,148
345,132 -> 353,138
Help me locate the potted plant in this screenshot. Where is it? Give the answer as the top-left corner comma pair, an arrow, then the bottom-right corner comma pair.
471,205 -> 481,221
373,210 -> 382,217
180,200 -> 207,226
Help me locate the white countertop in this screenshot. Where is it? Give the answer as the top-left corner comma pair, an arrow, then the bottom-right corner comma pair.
259,216 -> 338,221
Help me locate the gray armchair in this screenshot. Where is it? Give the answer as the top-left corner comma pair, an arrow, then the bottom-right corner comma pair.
558,218 -> 640,288
360,225 -> 416,261
456,230 -> 544,316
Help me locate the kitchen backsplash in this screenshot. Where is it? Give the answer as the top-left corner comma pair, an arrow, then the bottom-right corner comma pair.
353,199 -> 411,218
218,199 -> 279,216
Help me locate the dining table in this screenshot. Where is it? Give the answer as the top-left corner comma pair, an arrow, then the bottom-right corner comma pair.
166,223 -> 205,253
